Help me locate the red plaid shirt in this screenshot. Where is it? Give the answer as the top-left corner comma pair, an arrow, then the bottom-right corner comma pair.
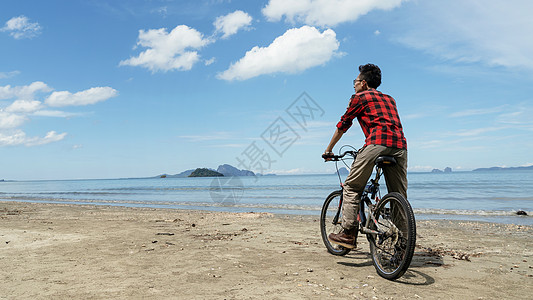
337,89 -> 407,149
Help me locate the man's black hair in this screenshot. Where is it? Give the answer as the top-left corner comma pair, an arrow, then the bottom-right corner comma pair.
358,63 -> 381,89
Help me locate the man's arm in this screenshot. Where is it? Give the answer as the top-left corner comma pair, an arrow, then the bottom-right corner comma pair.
324,128 -> 345,157
324,94 -> 358,159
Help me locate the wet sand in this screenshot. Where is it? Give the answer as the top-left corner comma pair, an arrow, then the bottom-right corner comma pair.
1,201 -> 532,299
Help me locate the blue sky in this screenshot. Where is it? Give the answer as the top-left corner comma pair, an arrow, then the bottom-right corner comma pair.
1,0 -> 533,180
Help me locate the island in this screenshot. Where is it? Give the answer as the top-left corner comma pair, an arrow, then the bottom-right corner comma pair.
188,168 -> 224,177
473,165 -> 533,172
216,164 -> 255,176
432,167 -> 452,173
336,167 -> 349,176
155,164 -> 256,179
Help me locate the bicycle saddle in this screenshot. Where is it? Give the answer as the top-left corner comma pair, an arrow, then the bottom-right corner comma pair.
375,156 -> 397,168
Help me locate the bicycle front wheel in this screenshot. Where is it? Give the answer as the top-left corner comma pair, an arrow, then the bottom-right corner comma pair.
320,190 -> 351,256
368,192 -> 416,280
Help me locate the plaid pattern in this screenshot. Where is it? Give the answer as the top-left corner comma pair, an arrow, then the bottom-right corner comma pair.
337,89 -> 407,149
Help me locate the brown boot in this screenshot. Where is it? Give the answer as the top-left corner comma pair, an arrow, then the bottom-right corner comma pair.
328,227 -> 357,249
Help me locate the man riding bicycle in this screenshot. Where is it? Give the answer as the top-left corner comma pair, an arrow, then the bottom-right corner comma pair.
323,63 -> 408,249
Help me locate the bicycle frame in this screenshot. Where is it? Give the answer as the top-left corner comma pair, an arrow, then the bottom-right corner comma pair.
336,165 -> 385,236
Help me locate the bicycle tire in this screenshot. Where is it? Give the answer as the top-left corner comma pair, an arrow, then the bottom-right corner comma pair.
320,190 -> 351,256
367,192 -> 416,280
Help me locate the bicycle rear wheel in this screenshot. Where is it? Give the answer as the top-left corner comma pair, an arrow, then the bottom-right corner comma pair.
320,190 -> 351,256
368,192 -> 416,280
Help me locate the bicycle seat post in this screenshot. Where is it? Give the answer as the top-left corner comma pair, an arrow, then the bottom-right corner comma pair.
370,170 -> 380,200
371,155 -> 397,199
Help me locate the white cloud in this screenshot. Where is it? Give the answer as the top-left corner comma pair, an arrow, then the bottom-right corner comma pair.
217,26 -> 340,81
214,10 -> 253,39
0,71 -> 20,79
1,15 -> 42,39
0,82 -> 117,147
0,130 -> 66,147
119,25 -> 212,72
204,57 -> 216,66
450,106 -> 507,118
262,0 -> 405,27
179,131 -> 236,142
25,131 -> 67,146
33,110 -> 85,118
497,103 -> 533,128
5,100 -> 42,113
45,87 -> 118,107
152,6 -> 168,17
268,168 -> 310,175
454,127 -> 504,137
394,0 -> 533,71
0,81 -> 52,100
0,112 -> 27,129
407,165 -> 435,172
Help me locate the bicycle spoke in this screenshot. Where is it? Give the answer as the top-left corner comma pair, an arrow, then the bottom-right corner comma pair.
375,234 -> 406,255
368,192 -> 416,279
320,190 -> 351,256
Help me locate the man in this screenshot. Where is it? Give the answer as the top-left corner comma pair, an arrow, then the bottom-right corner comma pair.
323,63 -> 408,249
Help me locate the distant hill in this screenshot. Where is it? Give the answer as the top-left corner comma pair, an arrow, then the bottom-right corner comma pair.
171,169 -> 196,177
337,167 -> 349,175
156,169 -> 195,178
473,165 -> 533,172
216,164 -> 255,176
188,168 -> 224,177
432,167 -> 452,173
154,164 -> 255,179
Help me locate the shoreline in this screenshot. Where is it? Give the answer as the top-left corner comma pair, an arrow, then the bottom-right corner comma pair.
1,201 -> 532,299
1,199 -> 531,227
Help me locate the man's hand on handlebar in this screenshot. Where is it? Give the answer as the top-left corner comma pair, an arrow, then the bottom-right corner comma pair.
322,151 -> 335,162
322,149 -> 357,162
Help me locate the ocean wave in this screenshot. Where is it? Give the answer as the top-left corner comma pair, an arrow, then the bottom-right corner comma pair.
1,196 -> 531,218
95,186 -> 336,192
1,191 -> 137,196
414,208 -> 532,217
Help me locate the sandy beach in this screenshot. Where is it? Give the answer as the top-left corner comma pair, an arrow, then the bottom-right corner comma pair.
1,201 -> 532,299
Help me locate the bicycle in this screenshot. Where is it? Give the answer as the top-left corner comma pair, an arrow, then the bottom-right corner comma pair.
320,148 -> 416,280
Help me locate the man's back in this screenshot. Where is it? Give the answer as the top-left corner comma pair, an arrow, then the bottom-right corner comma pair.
338,89 -> 407,149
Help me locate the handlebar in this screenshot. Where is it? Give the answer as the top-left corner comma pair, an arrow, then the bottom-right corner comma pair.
322,150 -> 357,161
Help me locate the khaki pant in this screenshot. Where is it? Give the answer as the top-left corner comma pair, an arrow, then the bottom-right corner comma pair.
342,144 -> 408,230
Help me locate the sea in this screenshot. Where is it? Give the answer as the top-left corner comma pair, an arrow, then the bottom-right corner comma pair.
1,170 -> 532,226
